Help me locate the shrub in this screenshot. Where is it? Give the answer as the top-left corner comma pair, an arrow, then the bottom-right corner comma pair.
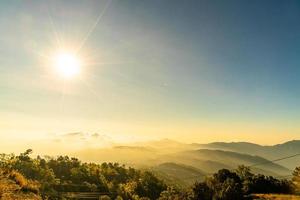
21,182 -> 39,194
100,195 -> 111,200
23,179 -> 40,194
9,171 -> 27,187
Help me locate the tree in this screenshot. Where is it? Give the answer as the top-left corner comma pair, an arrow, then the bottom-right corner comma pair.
214,178 -> 243,200
136,171 -> 167,200
236,165 -> 253,181
191,169 -> 243,200
192,182 -> 212,200
158,187 -> 187,200
236,165 -> 254,194
293,167 -> 300,193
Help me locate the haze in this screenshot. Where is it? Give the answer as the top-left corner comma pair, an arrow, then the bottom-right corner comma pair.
1,0 -> 300,154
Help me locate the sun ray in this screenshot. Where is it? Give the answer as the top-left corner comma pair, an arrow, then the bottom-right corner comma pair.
47,10 -> 64,49
78,76 -> 104,102
84,61 -> 136,66
59,79 -> 67,114
75,0 -> 113,54
30,49 -> 52,61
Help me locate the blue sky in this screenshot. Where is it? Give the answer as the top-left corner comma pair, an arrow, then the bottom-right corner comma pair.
0,0 -> 300,148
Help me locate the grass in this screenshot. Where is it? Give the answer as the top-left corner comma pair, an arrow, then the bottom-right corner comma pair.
9,170 -> 27,187
0,169 -> 41,200
252,194 -> 300,200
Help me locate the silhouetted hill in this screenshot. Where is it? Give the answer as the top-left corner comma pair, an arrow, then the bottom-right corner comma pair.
152,162 -> 206,187
132,138 -> 194,153
71,138 -> 300,187
156,149 -> 291,176
196,140 -> 300,169
74,145 -> 158,166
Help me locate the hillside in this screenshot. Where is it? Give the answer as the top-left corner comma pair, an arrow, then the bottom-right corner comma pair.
74,145 -> 158,167
0,149 -> 298,200
0,150 -> 168,200
197,140 -> 300,169
76,147 -> 289,177
155,149 -> 291,176
0,170 -> 41,200
73,139 -> 293,186
152,162 -> 206,187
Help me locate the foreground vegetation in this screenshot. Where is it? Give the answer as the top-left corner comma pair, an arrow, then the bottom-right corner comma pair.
0,150 -> 300,199
251,194 -> 300,200
0,149 -> 167,199
0,169 -> 41,199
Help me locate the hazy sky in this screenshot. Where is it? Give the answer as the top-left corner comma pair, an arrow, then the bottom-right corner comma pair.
1,0 -> 300,149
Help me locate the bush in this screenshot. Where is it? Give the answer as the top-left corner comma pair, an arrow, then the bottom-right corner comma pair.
191,167 -> 294,200
100,195 -> 111,200
192,182 -> 213,200
21,182 -> 39,194
9,171 -> 27,187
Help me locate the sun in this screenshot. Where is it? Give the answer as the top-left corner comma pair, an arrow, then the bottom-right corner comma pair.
53,52 -> 81,79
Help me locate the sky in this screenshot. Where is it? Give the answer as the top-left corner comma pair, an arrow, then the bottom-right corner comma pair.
1,0 -> 300,151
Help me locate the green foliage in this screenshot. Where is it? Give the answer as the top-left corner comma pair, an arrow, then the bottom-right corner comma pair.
236,165 -> 293,195
0,150 -> 296,200
192,181 -> 213,200
192,169 -> 243,200
159,187 -> 192,200
246,174 -> 293,194
135,171 -> 167,200
0,149 -> 167,200
292,167 -> 300,194
189,166 -> 293,200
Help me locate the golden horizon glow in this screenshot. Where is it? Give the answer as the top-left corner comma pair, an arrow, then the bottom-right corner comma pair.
53,52 -> 81,79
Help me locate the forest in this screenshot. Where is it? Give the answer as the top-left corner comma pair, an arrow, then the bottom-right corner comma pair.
0,149 -> 300,199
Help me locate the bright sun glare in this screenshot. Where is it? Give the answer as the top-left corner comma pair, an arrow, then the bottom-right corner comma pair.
53,52 -> 81,79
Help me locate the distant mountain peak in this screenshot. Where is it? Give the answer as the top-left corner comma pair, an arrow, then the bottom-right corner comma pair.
276,140 -> 300,146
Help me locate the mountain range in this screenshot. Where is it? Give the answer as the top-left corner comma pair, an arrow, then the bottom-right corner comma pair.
70,139 -> 300,187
